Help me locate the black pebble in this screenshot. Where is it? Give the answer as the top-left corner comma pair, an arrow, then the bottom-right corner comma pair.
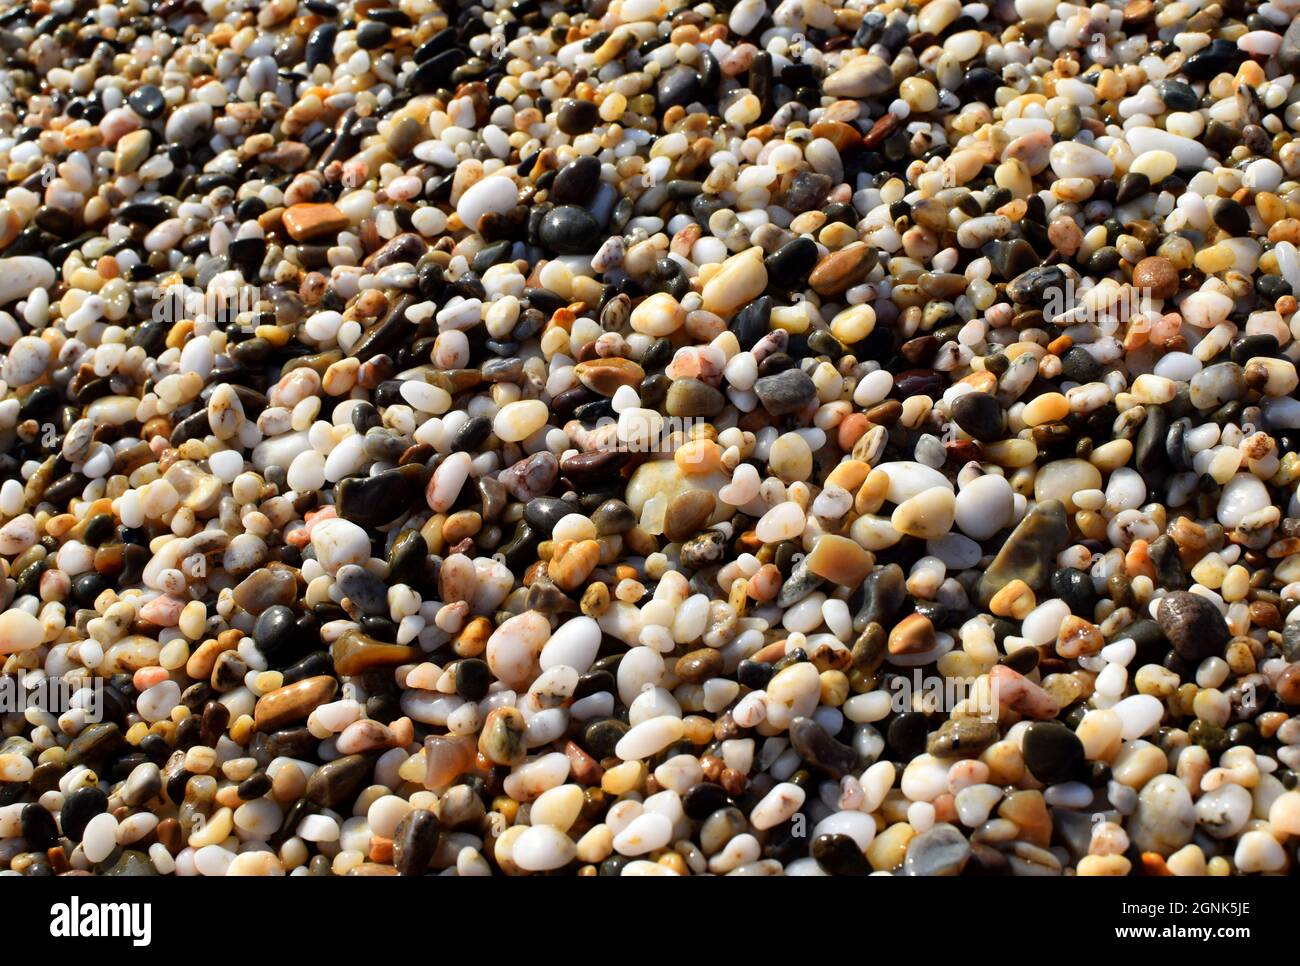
1021,721 -> 1085,784
60,787 -> 108,841
556,98 -> 599,136
127,84 -> 164,120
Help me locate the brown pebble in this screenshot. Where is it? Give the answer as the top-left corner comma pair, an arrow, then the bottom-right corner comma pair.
888,613 -> 936,655
1132,256 -> 1179,299
574,357 -> 645,395
281,202 -> 348,241
808,243 -> 877,296
663,489 -> 716,543
253,675 -> 337,731
675,647 -> 724,683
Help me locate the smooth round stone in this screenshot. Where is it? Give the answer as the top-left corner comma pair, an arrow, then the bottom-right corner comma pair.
812,810 -> 877,851
552,154 -> 602,203
949,391 -> 1003,440
656,65 -> 703,109
753,368 -> 817,416
1235,831 -> 1287,873
1195,784 -> 1252,840
253,605 -> 297,658
1033,459 -> 1101,513
756,501 -> 806,542
78,811 -> 118,863
1112,694 -> 1164,740
61,786 -> 109,842
1124,127 -> 1208,167
1128,149 -> 1177,184
494,399 -> 549,442
1133,257 -> 1185,301
311,518 -> 371,572
805,534 -> 873,586
513,825 -> 577,870
1217,473 -> 1270,527
663,489 -> 716,543
823,53 -> 893,98
456,175 -> 518,232
128,84 -> 165,119
539,205 -> 601,254
393,809 -> 441,876
615,716 -> 685,760
486,611 -> 552,689
0,609 -> 44,655
701,248 -> 767,317
891,486 -> 955,539
875,461 -> 953,504
767,432 -> 812,481
540,616 -> 601,673
556,98 -> 599,135
917,0 -> 959,32
1021,598 -> 1069,646
954,474 -> 1014,540
3,336 -> 51,386
903,824 -> 970,876
765,236 -> 819,288
1021,722 -> 1084,784
0,256 -> 57,305
612,811 -> 674,855
336,564 -> 388,615
1049,141 -> 1114,179
21,804 -> 59,850
666,378 -> 725,418
811,834 -> 869,875
1156,592 -> 1229,663
305,754 -> 372,808
1189,363 -> 1245,410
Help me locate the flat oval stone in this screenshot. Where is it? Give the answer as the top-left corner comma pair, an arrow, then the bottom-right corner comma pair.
903,824 -> 971,876
753,368 -> 816,416
808,243 -> 877,296
236,569 -> 298,614
977,500 -> 1069,607
393,808 -> 441,876
253,675 -> 337,731
663,489 -> 716,543
305,753 -> 373,808
551,154 -> 602,203
1156,591 -> 1229,663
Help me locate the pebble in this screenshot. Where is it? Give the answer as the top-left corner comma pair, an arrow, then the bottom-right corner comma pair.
0,0 -> 1290,883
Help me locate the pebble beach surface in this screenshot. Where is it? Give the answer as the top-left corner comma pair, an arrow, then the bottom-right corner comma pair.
3,0 -> 1300,878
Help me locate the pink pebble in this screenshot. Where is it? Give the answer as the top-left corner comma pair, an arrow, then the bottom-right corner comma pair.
140,594 -> 185,627
99,107 -> 142,146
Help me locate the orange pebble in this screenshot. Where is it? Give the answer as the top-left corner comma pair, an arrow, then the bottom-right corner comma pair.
1124,539 -> 1155,580
837,412 -> 872,451
1140,852 -> 1174,875
133,666 -> 171,691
